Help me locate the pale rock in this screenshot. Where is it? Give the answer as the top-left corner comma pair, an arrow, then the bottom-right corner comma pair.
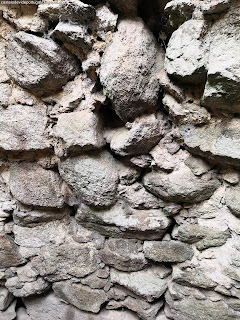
55,110 -> 105,152
100,238 -> 147,271
143,163 -> 220,203
6,32 -> 80,96
110,266 -> 170,302
1,300 -> 16,320
226,185 -> 240,217
13,218 -> 98,281
51,22 -> 92,48
38,0 -> 95,22
91,5 -> 118,40
184,155 -> 211,176
202,3 -> 240,113
0,234 -> 25,269
159,68 -> 185,102
165,20 -> 208,83
5,263 -> 49,297
117,159 -> 142,185
100,18 -> 164,122
2,5 -> 48,33
130,155 -> 153,168
163,94 -> 211,125
155,310 -> 168,320
221,170 -> 239,185
15,307 -> 31,320
118,182 -> 161,209
53,280 -> 108,313
0,83 -> 11,107
13,207 -> 68,227
107,296 -> 163,320
0,41 -> 10,83
0,287 -> 14,311
9,163 -> 64,209
0,105 -> 50,152
110,115 -> 162,156
59,150 -> 119,207
179,118 -> 240,167
76,202 -> 172,240
143,240 -> 194,263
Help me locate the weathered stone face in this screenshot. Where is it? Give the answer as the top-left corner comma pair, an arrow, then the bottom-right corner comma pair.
100,18 -> 164,122
0,105 -> 50,152
9,163 -> 64,209
0,234 -> 26,269
6,32 -> 80,96
59,150 -> 119,207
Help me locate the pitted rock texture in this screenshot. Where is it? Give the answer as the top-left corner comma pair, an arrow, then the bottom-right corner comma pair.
1,1 -> 240,320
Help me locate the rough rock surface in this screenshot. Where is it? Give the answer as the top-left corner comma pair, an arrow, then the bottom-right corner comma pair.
1,1 -> 240,320
100,18 -> 164,122
6,32 -> 79,96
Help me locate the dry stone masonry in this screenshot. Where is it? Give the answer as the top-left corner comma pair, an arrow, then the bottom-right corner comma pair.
0,0 -> 239,319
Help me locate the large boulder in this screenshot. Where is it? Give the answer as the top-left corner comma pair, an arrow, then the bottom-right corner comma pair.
202,2 -> 240,113
0,105 -> 50,152
76,202 -> 172,240
59,150 -> 119,207
100,18 -> 164,122
9,163 -> 64,209
165,20 -> 208,83
143,163 -> 220,203
6,32 -> 79,96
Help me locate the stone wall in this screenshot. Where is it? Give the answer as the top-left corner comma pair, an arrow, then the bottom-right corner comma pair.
0,0 -> 240,319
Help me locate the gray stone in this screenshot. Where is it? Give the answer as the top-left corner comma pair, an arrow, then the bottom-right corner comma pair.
166,287 -> 240,320
6,32 -> 79,96
100,238 -> 147,271
110,115 -> 162,156
165,20 -> 208,83
107,296 -> 163,320
163,94 -> 210,125
16,307 -> 31,320
76,202 -> 172,240
143,240 -> 194,263
53,281 -> 108,313
0,234 -> 25,268
202,3 -> 240,113
143,164 -> 220,203
100,18 -> 164,122
184,155 -> 211,176
179,118 -> 240,167
59,150 -> 119,207
0,104 -> 50,152
9,163 -> 64,209
117,159 -> 142,185
110,266 -> 170,302
201,0 -> 231,15
38,0 -> 95,22
0,83 -> 11,107
0,41 -> 9,83
13,218 -> 98,281
55,110 -> 105,152
0,287 -> 14,311
5,263 -> 49,297
51,22 -> 92,48
226,185 -> 240,217
90,5 -> 118,40
118,182 -> 161,209
1,300 -> 16,320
